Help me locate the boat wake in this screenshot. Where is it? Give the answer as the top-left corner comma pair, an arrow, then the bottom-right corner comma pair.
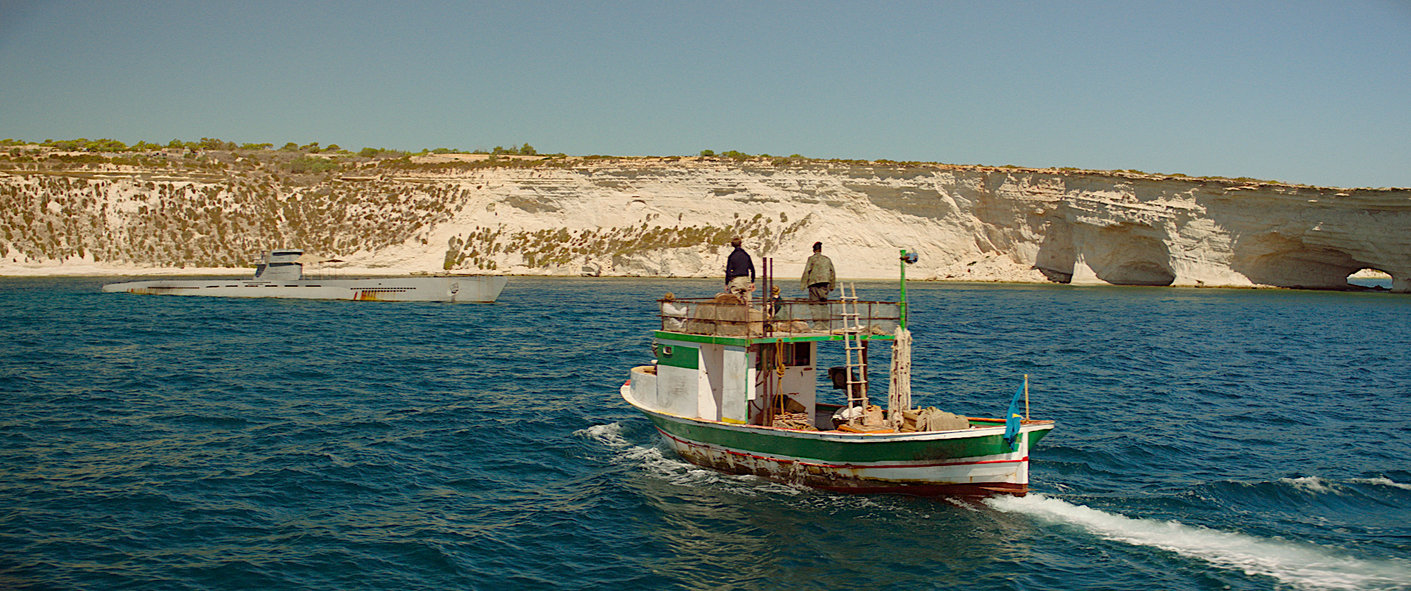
576,422 -> 632,447
985,493 -> 1411,590
577,423 -> 808,497
577,423 -> 748,485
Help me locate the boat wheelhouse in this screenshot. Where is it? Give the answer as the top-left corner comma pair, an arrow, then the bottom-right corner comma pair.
621,253 -> 1054,496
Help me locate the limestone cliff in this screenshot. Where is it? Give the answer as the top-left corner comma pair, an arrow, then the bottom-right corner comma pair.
2,150 -> 1407,292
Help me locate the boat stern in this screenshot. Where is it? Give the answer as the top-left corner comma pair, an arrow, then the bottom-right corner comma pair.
624,365 -> 657,406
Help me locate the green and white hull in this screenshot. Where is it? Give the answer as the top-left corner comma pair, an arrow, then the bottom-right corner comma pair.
623,376 -> 1053,496
622,283 -> 1056,497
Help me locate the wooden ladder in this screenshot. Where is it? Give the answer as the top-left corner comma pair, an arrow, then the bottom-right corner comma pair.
840,282 -> 869,409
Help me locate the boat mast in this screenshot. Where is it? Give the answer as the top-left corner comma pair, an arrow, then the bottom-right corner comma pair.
761,257 -> 772,336
890,249 -> 918,426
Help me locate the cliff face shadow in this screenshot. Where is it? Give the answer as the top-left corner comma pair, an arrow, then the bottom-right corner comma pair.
1035,221 -> 1175,286
1034,220 -> 1075,283
1230,232 -> 1367,289
1101,259 -> 1177,286
1088,227 -> 1176,286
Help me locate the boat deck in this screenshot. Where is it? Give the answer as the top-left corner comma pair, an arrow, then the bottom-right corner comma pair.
657,294 -> 901,341
744,398 -> 1052,435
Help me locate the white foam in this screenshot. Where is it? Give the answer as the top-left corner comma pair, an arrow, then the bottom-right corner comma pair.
1282,476 -> 1338,494
1350,477 -> 1411,491
575,423 -> 627,447
576,423 -> 807,496
942,496 -> 982,512
985,494 -> 1411,590
577,423 -> 733,485
1278,476 -> 1411,495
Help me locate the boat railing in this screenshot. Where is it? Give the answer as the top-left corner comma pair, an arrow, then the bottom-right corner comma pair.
658,296 -> 900,338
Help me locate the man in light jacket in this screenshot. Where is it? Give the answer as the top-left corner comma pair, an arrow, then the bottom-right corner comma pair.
800,241 -> 835,301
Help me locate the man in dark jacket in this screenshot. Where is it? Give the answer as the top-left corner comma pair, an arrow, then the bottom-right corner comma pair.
724,236 -> 755,299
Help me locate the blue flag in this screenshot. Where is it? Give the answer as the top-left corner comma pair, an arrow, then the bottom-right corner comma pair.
1003,382 -> 1025,450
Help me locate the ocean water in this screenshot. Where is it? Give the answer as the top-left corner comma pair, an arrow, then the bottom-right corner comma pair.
1,276 -> 1408,590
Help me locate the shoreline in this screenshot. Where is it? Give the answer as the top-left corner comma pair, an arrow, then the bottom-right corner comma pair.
3,265 -> 1393,293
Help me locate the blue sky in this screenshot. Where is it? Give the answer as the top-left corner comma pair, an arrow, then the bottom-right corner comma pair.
1,0 -> 1408,188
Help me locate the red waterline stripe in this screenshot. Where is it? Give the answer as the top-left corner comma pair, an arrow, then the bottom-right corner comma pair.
655,427 -> 1027,470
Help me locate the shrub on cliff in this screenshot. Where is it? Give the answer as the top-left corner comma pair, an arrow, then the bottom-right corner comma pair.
287,156 -> 341,174
490,144 -> 537,156
358,147 -> 410,158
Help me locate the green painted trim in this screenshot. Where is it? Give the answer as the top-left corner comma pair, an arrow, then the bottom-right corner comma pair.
656,331 -> 754,346
656,344 -> 698,369
645,412 -> 1048,463
655,331 -> 894,346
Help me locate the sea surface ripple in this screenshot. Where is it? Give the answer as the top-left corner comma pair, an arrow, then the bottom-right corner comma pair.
1,277 -> 1408,590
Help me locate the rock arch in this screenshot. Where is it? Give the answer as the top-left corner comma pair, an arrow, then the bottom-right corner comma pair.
1071,224 -> 1176,286
1231,233 -> 1370,290
1346,267 -> 1394,290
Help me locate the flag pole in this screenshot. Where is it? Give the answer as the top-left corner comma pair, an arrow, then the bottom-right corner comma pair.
898,249 -> 917,329
899,249 -> 908,330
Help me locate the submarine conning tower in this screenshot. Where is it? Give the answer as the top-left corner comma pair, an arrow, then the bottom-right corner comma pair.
253,249 -> 305,281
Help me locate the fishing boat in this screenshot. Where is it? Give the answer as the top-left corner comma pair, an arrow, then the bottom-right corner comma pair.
102,249 -> 508,303
620,251 -> 1054,496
